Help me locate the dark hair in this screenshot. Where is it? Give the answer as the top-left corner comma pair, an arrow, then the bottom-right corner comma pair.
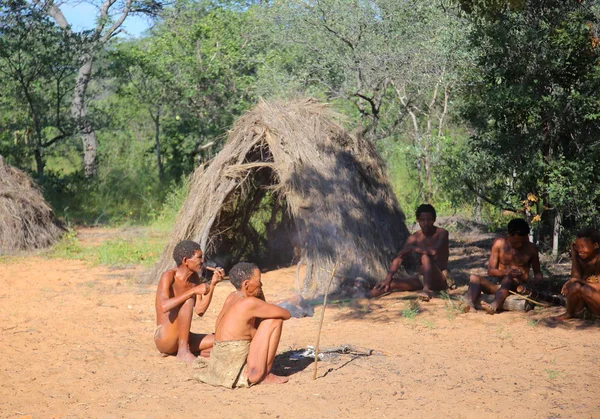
173,240 -> 202,266
416,204 -> 436,220
507,218 -> 530,236
576,227 -> 600,244
229,262 -> 259,290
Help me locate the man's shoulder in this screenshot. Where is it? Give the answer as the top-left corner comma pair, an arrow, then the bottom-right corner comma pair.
435,226 -> 449,237
159,268 -> 176,282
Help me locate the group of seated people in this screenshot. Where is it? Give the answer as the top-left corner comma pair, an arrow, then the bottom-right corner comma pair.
154,204 -> 600,388
372,204 -> 600,319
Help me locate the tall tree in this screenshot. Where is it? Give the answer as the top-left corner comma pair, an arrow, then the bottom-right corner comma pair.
456,0 -> 600,253
0,0 -> 78,176
41,0 -> 160,177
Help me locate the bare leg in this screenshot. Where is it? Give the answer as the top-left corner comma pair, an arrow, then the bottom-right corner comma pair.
154,296 -> 197,363
482,276 -> 516,315
466,275 -> 500,311
370,276 -> 423,298
245,318 -> 288,385
555,282 -> 599,320
175,297 -> 197,363
189,333 -> 215,358
419,254 -> 447,300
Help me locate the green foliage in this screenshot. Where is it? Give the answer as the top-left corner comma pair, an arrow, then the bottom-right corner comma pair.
456,0 -> 600,245
0,0 -> 79,175
48,227 -> 168,267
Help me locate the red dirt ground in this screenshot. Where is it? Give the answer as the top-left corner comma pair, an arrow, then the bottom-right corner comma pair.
1,228 -> 599,418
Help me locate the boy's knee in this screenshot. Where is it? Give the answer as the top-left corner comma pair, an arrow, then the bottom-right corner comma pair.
469,274 -> 480,284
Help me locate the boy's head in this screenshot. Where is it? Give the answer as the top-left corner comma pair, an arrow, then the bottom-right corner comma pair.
416,204 -> 436,234
229,262 -> 261,296
173,240 -> 202,267
575,227 -> 600,261
506,218 -> 530,249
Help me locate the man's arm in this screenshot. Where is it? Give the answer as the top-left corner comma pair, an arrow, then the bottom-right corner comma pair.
382,235 -> 416,282
487,239 -> 508,278
562,242 -> 584,295
194,268 -> 225,316
157,271 -> 208,314
248,298 -> 291,320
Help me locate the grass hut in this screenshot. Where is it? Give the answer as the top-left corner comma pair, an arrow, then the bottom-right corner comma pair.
151,99 -> 409,295
0,155 -> 65,254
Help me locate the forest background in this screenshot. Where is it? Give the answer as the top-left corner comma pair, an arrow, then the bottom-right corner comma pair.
2,0 -> 600,262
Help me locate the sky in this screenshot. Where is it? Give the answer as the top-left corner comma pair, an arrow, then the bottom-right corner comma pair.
59,2 -> 153,38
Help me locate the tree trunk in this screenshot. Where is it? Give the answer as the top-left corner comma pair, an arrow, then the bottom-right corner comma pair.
552,210 -> 561,260
72,54 -> 98,177
153,109 -> 163,181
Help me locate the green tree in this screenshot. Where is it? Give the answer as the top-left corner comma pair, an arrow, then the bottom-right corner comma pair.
0,0 -> 78,176
455,0 -> 600,254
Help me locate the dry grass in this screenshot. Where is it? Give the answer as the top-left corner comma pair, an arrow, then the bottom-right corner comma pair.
0,155 -> 65,254
150,99 -> 409,294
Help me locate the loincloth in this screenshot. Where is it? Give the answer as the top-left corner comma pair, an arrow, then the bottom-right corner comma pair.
194,340 -> 251,388
417,270 -> 454,289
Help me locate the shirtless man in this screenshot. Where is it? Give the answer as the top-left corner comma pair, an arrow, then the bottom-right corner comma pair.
371,204 -> 449,300
554,227 -> 600,320
466,218 -> 543,314
198,262 -> 290,387
154,240 -> 224,363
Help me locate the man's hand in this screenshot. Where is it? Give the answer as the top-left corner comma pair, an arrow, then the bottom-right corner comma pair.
374,279 -> 391,292
192,283 -> 209,296
508,268 -> 524,279
210,267 -> 225,287
561,279 -> 576,296
530,272 -> 543,286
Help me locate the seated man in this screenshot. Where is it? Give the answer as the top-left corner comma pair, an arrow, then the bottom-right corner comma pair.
196,262 -> 290,388
371,204 -> 450,300
154,240 -> 224,363
466,218 -> 542,314
554,227 -> 600,320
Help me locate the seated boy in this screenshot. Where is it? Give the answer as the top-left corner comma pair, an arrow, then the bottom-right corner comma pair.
196,262 -> 290,388
154,240 -> 224,363
555,227 -> 600,320
466,218 -> 542,314
371,204 -> 450,300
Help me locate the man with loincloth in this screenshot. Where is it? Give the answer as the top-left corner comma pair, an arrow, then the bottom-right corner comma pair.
196,262 -> 290,388
154,240 -> 224,363
554,227 -> 600,320
466,218 -> 543,314
371,204 -> 450,300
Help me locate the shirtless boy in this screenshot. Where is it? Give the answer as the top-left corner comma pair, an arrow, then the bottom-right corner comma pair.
197,262 -> 290,387
154,240 -> 224,363
466,218 -> 542,314
554,227 -> 600,320
371,204 -> 449,300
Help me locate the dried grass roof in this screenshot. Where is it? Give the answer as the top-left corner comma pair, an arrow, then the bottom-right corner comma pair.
0,155 -> 65,254
150,99 -> 409,294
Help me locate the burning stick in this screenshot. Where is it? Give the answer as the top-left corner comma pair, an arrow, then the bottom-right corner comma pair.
313,262 -> 339,380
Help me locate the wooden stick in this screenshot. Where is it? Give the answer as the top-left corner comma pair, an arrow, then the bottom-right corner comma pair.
313,262 -> 339,380
508,290 -> 550,307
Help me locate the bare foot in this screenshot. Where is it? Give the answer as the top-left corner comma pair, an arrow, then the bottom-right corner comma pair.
550,313 -> 570,322
480,301 -> 497,315
418,290 -> 432,302
176,351 -> 197,363
260,373 -> 289,384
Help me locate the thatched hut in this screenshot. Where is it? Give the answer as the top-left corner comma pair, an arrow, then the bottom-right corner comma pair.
151,99 -> 409,295
0,155 -> 65,254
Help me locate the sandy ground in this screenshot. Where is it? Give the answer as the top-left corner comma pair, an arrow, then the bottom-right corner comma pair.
2,228 -> 600,419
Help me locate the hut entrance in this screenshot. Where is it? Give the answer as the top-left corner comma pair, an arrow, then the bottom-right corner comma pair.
206,144 -> 297,271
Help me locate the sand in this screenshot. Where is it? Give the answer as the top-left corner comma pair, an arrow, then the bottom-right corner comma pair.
1,228 -> 599,418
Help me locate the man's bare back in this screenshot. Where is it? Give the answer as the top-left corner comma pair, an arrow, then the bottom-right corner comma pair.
213,263 -> 290,385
